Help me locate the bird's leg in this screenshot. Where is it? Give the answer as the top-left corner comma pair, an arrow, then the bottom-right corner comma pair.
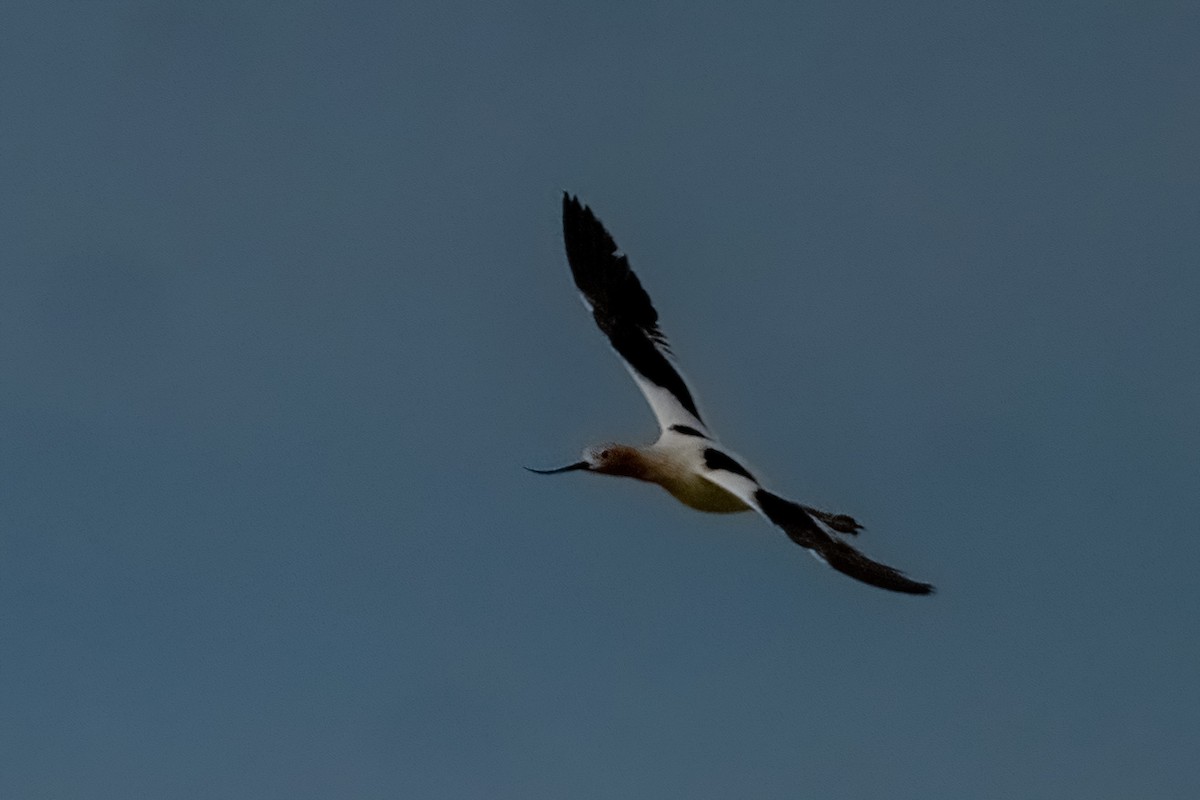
800,505 -> 863,535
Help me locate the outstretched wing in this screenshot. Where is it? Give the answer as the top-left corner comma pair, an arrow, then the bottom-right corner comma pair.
699,462 -> 934,595
562,193 -> 708,435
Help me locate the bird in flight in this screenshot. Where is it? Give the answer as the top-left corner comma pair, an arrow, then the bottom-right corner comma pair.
530,194 -> 934,595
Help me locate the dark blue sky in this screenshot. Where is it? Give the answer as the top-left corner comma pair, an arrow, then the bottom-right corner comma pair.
3,3 -> 1198,797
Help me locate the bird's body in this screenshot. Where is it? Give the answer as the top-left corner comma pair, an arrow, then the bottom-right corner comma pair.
530,194 -> 934,596
601,435 -> 754,513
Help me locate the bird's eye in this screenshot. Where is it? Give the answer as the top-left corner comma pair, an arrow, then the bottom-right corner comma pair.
599,449 -> 610,459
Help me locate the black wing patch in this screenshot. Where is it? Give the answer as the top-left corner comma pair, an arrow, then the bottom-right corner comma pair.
670,424 -> 708,438
562,194 -> 703,423
704,448 -> 756,482
755,490 -> 934,595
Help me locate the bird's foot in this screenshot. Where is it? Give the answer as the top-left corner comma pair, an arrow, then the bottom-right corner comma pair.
802,506 -> 864,535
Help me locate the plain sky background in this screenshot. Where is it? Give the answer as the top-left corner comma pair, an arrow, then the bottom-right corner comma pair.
3,2 -> 1199,798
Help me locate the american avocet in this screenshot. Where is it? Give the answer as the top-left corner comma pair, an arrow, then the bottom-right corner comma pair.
530,194 -> 934,596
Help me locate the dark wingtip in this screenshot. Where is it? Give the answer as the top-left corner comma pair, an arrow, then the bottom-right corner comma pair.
859,572 -> 935,596
757,489 -> 935,596
562,192 -> 583,226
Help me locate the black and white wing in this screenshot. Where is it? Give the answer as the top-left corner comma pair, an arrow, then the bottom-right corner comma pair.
699,460 -> 935,595
562,193 -> 708,436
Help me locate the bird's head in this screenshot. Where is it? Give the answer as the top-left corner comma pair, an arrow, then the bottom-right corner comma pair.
525,444 -> 642,478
